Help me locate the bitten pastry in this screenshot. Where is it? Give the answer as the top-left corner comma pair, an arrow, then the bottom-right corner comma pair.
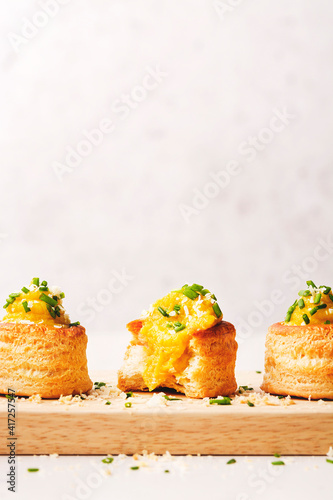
118,284 -> 238,398
261,280 -> 333,399
0,278 -> 92,398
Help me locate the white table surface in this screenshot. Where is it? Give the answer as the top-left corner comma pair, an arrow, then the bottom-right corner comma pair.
0,333 -> 332,500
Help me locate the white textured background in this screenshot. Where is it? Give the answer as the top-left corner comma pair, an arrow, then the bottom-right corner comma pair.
0,0 -> 333,370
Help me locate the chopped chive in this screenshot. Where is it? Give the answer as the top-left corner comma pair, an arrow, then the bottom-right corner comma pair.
52,296 -> 58,302
174,324 -> 186,333
46,304 -> 56,319
227,459 -> 236,464
130,466 -> 139,470
201,289 -> 210,295
39,293 -> 57,307
94,382 -> 106,389
314,293 -> 321,304
317,303 -> 327,310
9,292 -> 21,298
41,280 -> 48,286
54,306 -> 61,317
278,395 -> 286,399
174,321 -> 181,327
32,278 -> 40,287
298,290 -> 311,297
238,386 -> 253,393
157,306 -> 169,317
191,284 -> 204,292
166,322 -> 174,328
256,370 -> 262,374
21,287 -> 29,294
6,297 -> 16,304
173,304 -> 181,313
105,401 -> 111,405
164,469 -> 170,473
306,280 -> 317,288
69,321 -> 80,327
125,402 -> 132,408
285,312 -> 292,322
302,314 -> 310,324
102,457 -> 113,463
247,401 -> 255,407
22,300 -> 31,313
209,397 -> 231,405
325,321 -> 331,324
322,286 -> 331,295
274,453 -> 281,458
126,392 -> 133,399
298,299 -> 305,309
212,302 -> 222,318
27,468 -> 39,472
163,395 -> 181,401
326,459 -> 333,464
60,292 -> 65,299
182,287 -> 199,300
39,286 -> 49,292
329,293 -> 333,302
310,307 -> 318,316
272,461 -> 285,466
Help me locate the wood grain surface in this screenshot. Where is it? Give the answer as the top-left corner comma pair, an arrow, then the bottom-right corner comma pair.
0,371 -> 332,455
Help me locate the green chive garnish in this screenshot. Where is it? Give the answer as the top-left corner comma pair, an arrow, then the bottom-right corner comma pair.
41,280 -> 48,286
163,395 -> 181,401
247,401 -> 254,407
39,286 -> 49,292
298,290 -> 311,297
306,280 -> 317,288
256,371 -> 262,374
285,312 -> 292,322
9,292 -> 21,298
325,321 -> 331,324
54,306 -> 61,317
209,397 -> 231,405
102,457 -> 113,463
126,392 -> 133,399
201,289 -> 210,295
278,395 -> 286,399
46,304 -> 56,319
22,300 -> 31,313
298,299 -> 305,309
274,453 -> 281,457
174,323 -> 186,333
6,297 -> 16,305
158,306 -> 169,317
272,461 -> 285,466
212,302 -> 222,318
191,284 -> 204,292
239,386 -> 253,393
227,459 -> 236,464
182,287 -> 199,300
105,401 -> 111,405
164,470 -> 170,473
310,307 -> 318,316
3,302 -> 10,309
317,303 -> 327,310
302,314 -> 310,324
130,466 -> 139,470
322,287 -> 331,295
39,293 -> 57,307
32,278 -> 39,287
69,321 -> 80,327
314,293 -> 321,304
326,459 -> 333,464
94,382 -> 106,389
21,287 -> 29,294
329,294 -> 333,302
27,468 -> 39,472
125,402 -> 132,408
173,304 -> 181,313
60,292 -> 65,299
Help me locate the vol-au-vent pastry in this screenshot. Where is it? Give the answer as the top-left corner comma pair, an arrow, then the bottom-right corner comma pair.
0,278 -> 92,398
118,284 -> 238,398
261,280 -> 333,399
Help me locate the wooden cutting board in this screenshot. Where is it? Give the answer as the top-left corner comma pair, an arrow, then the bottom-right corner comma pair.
0,371 -> 332,456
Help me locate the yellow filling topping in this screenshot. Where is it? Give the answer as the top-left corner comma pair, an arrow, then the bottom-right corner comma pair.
2,278 -> 71,327
285,281 -> 333,326
138,284 -> 222,391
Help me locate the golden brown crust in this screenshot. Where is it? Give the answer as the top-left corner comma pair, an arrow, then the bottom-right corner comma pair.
118,320 -> 238,398
261,322 -> 333,399
0,322 -> 93,398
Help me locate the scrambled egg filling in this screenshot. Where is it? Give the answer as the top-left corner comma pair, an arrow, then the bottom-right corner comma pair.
285,281 -> 333,326
139,284 -> 223,390
2,278 -> 70,327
